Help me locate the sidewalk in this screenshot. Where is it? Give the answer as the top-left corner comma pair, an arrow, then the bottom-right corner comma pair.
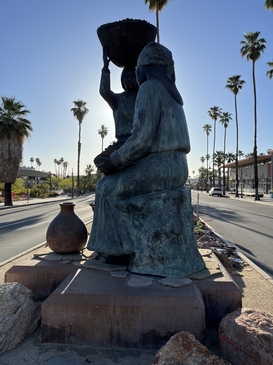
227,192 -> 273,205
195,190 -> 273,205
0,193 -> 95,210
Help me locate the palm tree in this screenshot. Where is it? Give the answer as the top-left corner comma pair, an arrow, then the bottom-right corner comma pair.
59,157 -> 64,177
219,112 -> 232,195
30,157 -> 34,168
226,152 -> 236,163
56,160 -> 61,177
35,158 -> 41,170
245,152 -> 254,158
54,158 -> 58,175
266,61 -> 273,79
207,106 -> 222,186
0,96 -> 32,206
240,31 -> 266,200
144,0 -> 172,43
71,100 -> 89,196
63,161 -> 69,177
85,164 -> 95,191
98,124 -> 109,152
203,124 -> 212,192
265,0 -> 273,11
238,150 -> 244,159
200,156 -> 205,167
226,75 -> 245,197
213,151 -> 225,189
225,152 -> 236,191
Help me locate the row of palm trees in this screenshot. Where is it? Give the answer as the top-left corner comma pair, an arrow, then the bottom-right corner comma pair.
204,111 -> 232,195
203,30 -> 272,200
53,158 -> 69,178
29,157 -> 42,170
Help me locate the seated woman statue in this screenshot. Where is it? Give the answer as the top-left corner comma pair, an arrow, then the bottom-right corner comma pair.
88,42 -> 205,277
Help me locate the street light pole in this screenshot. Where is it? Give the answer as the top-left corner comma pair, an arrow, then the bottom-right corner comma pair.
27,180 -> 30,203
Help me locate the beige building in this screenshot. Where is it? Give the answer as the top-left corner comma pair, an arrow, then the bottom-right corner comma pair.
224,152 -> 272,194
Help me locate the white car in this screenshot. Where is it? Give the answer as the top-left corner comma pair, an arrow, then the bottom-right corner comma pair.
209,187 -> 222,196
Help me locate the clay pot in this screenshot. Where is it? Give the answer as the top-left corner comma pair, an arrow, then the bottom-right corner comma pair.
97,19 -> 157,67
46,202 -> 87,254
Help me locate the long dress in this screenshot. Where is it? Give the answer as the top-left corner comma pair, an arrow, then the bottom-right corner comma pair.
88,78 -> 205,277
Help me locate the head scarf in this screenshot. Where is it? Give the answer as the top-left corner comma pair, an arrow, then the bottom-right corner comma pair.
137,42 -> 183,105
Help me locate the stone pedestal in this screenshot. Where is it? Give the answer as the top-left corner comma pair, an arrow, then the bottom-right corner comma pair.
5,249 -> 242,326
41,268 -> 205,348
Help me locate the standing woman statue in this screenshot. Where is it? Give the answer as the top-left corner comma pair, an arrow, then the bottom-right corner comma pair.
89,42 -> 205,277
94,47 -> 139,169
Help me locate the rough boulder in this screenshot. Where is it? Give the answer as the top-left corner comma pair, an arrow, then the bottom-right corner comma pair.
153,331 -> 231,364
219,307 -> 273,365
0,282 -> 41,354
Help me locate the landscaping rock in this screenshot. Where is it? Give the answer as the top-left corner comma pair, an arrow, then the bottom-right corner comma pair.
152,331 -> 231,364
0,282 -> 41,354
219,308 -> 273,365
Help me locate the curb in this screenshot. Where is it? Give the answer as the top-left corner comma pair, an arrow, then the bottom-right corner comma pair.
198,216 -> 273,286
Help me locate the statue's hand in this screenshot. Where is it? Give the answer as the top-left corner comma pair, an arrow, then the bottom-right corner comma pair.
96,156 -> 119,175
103,47 -> 110,70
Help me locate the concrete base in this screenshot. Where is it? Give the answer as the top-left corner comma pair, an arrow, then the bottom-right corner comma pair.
4,249 -> 242,325
41,268 -> 205,348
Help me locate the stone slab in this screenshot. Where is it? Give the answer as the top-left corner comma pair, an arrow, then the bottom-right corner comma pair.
41,268 -> 205,349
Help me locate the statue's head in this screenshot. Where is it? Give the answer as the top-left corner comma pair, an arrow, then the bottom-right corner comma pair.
136,42 -> 183,105
137,42 -> 175,81
121,67 -> 138,92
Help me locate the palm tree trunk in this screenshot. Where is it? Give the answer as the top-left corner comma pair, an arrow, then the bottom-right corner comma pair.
4,182 -> 13,206
77,123 -> 81,196
223,129 -> 226,195
156,8 -> 160,43
252,61 -> 260,201
234,94 -> 239,197
218,163 -> 222,189
206,135 -> 209,192
213,120 -> 216,186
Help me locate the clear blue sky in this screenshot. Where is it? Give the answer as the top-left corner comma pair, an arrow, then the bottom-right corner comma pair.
1,0 -> 272,177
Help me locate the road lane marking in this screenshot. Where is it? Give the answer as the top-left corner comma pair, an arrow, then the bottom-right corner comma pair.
16,221 -> 51,230
0,218 -> 51,230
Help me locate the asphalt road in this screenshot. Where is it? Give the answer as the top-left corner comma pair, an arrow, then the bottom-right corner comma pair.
191,191 -> 273,277
0,195 -> 94,265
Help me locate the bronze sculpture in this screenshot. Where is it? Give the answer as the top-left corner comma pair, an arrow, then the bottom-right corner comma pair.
88,41 -> 205,277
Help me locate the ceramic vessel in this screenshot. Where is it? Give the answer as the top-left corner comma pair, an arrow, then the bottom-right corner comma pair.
46,202 -> 87,254
97,19 -> 157,67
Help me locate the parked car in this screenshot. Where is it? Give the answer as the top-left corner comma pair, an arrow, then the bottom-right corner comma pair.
209,187 -> 222,196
